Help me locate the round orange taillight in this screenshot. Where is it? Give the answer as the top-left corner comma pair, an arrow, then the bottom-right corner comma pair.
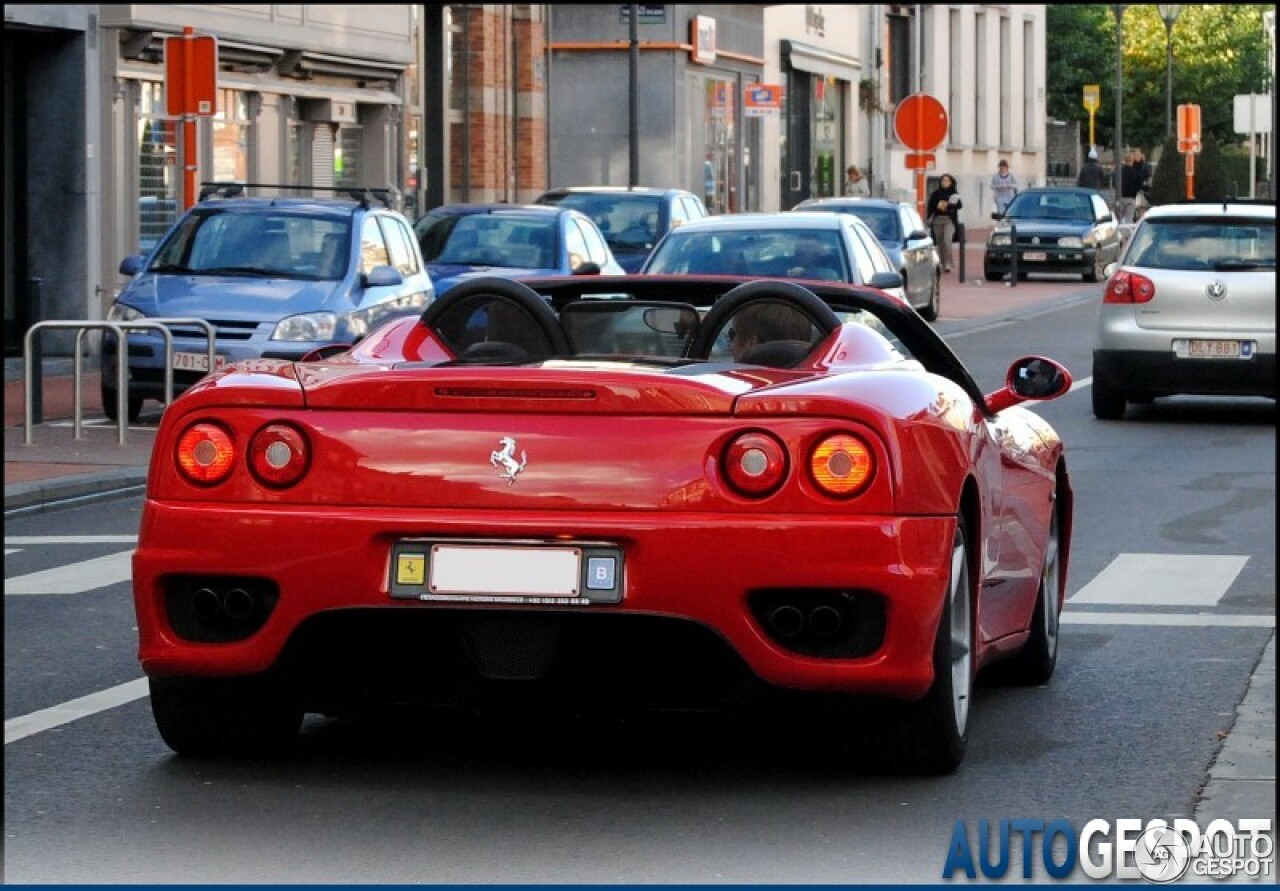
808,433 -> 874,497
176,422 -> 236,485
722,431 -> 788,497
248,423 -> 311,488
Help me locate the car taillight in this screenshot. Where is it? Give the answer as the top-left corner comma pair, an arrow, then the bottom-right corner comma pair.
1104,270 -> 1155,304
723,432 -> 788,497
808,433 -> 874,497
248,423 -> 311,488
176,422 -> 236,485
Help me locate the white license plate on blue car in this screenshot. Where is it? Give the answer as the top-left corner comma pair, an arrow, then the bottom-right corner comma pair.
172,351 -> 227,373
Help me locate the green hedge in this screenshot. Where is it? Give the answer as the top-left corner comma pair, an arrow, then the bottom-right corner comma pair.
1148,135 -> 1263,205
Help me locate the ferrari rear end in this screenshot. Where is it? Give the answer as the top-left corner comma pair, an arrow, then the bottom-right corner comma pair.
134,358 -> 963,732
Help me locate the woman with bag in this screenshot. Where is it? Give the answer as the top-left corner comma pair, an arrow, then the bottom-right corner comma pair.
927,174 -> 962,273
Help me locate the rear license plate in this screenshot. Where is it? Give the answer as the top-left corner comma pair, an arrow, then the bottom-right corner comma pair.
172,351 -> 227,373
1174,339 -> 1252,360
431,544 -> 580,596
1022,251 -> 1048,262
388,540 -> 624,604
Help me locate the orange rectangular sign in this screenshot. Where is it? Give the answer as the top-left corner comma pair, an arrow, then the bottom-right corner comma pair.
164,33 -> 219,117
1177,103 -> 1201,153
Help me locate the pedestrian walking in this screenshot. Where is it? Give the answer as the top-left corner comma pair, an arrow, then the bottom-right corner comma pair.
1077,149 -> 1105,190
1117,149 -> 1144,224
844,164 -> 870,197
927,173 -> 962,273
990,160 -> 1019,216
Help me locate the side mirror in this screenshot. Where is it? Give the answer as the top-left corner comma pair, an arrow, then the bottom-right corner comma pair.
119,255 -> 146,276
867,271 -> 904,291
572,261 -> 602,276
984,356 -> 1073,413
991,210 -> 1005,221
905,229 -> 930,242
362,265 -> 404,288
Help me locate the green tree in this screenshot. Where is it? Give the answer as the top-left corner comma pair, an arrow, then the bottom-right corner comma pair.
1192,133 -> 1228,201
1047,5 -> 1271,156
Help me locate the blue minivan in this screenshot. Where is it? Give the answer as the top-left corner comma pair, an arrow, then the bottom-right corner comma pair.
102,185 -> 434,420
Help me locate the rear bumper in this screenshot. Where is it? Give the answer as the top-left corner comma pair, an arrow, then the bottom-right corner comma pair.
133,503 -> 957,702
1093,349 -> 1276,398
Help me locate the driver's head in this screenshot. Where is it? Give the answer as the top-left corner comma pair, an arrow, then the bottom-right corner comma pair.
729,300 -> 813,361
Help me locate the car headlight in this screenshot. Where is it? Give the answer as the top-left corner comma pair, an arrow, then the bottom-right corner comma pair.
1058,236 -> 1084,249
107,302 -> 145,322
272,312 -> 337,342
989,233 -> 1012,247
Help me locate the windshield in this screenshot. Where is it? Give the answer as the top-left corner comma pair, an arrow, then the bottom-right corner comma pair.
1126,219 -> 1276,271
425,214 -> 558,269
646,228 -> 848,282
1003,192 -> 1093,222
149,209 -> 351,280
840,208 -> 901,243
542,194 -> 662,251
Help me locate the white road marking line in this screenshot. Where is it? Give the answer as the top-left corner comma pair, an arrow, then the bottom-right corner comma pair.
4,535 -> 138,545
5,548 -> 20,556
1069,376 -> 1093,392
5,678 -> 150,745
1070,554 -> 1249,606
1062,612 -> 1274,628
6,551 -> 133,595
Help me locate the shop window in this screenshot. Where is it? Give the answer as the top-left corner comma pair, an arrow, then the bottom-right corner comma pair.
811,76 -> 842,199
212,89 -> 250,184
137,82 -> 178,254
335,125 -> 361,189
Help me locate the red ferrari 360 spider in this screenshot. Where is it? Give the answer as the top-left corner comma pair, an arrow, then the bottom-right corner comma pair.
133,275 -> 1073,773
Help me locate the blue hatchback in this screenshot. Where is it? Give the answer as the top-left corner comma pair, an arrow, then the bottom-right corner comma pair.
102,187 -> 434,420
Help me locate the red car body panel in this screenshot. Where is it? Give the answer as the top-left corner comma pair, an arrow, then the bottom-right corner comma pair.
132,275 -> 1071,717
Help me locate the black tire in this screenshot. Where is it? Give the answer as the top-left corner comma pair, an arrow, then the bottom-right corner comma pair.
149,677 -> 302,758
989,506 -> 1061,685
100,379 -> 143,423
983,263 -> 999,282
867,520 -> 972,774
1083,255 -> 1103,283
918,272 -> 941,322
1091,375 -> 1127,420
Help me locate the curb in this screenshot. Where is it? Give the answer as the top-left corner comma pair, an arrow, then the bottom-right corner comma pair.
4,467 -> 148,515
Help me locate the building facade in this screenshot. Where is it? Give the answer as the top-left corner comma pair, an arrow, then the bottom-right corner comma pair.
4,4 -> 1051,358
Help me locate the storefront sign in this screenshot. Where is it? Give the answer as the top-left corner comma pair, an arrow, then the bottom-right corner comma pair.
745,84 -> 784,117
690,15 -> 716,65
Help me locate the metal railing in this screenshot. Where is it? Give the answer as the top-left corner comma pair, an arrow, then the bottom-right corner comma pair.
23,317 -> 216,446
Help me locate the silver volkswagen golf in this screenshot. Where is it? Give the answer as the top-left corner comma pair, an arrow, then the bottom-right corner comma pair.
1091,200 -> 1275,419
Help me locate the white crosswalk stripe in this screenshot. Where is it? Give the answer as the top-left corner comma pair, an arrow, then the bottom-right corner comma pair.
1070,553 -> 1249,606
6,551 -> 134,595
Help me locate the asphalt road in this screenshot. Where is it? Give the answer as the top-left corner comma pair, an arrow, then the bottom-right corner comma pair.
4,295 -> 1275,884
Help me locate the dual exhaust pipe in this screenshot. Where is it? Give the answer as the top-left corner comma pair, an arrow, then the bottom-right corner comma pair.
192,586 -> 258,624
766,603 -> 845,640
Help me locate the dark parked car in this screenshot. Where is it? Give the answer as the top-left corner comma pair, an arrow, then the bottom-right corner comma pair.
103,184 -> 434,421
414,203 -> 624,296
792,197 -> 943,321
534,186 -> 709,273
984,187 -> 1122,283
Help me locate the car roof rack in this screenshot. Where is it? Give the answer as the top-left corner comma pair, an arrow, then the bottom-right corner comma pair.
198,181 -> 401,210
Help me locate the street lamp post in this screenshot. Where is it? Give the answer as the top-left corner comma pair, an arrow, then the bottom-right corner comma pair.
1157,4 -> 1183,141
1111,5 -> 1127,207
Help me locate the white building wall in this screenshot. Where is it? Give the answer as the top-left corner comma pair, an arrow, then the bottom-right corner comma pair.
761,5 -> 865,212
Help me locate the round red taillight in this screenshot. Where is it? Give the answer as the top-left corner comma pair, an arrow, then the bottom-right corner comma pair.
1104,270 -> 1156,304
248,423 -> 310,488
176,422 -> 236,485
808,433 -> 874,497
722,432 -> 788,497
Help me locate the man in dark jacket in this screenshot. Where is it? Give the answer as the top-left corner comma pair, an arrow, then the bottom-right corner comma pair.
1118,150 -> 1145,223
1077,149 -> 1105,190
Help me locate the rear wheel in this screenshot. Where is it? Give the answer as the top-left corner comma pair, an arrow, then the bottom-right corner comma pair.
100,379 -> 143,423
868,520 -> 972,774
149,677 -> 302,757
1091,376 -> 1127,420
918,272 -> 941,322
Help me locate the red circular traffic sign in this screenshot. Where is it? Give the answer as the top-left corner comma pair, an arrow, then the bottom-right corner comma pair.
894,93 -> 949,151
